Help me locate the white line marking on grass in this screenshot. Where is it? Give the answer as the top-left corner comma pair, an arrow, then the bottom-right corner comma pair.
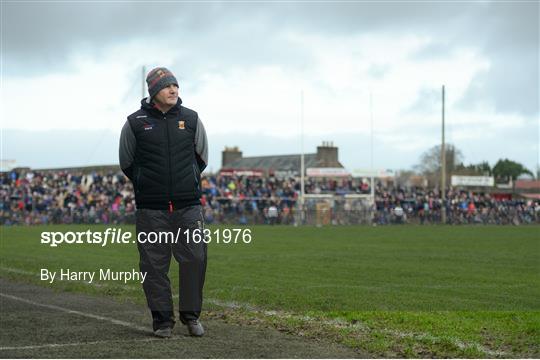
305,283 -> 528,289
386,329 -> 507,357
0,267 -> 34,276
205,297 -> 258,311
205,297 -> 508,357
1,266 -> 508,357
0,267 -> 141,292
0,293 -> 149,333
0,336 -> 182,351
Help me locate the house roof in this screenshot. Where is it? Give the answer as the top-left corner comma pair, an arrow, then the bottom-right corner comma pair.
516,180 -> 540,190
224,153 -> 342,171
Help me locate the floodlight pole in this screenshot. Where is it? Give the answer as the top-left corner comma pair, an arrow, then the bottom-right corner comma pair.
370,92 -> 375,205
441,85 -> 447,225
142,66 -> 146,98
300,90 -> 305,224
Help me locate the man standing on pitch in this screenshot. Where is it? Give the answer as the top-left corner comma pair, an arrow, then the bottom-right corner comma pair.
119,67 -> 208,338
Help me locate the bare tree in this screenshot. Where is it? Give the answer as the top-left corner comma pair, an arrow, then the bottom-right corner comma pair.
414,144 -> 463,187
395,169 -> 419,187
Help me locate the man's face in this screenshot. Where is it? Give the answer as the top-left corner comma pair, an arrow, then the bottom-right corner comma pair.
153,84 -> 179,107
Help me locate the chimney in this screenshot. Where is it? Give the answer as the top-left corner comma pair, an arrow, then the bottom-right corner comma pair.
316,141 -> 339,167
222,146 -> 242,167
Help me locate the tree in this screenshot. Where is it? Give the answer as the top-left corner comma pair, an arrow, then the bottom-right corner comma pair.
454,161 -> 492,176
414,144 -> 463,186
395,169 -> 419,187
492,159 -> 533,181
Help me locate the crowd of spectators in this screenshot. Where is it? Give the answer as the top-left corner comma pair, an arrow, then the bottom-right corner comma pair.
371,187 -> 540,226
1,169 -> 135,226
1,169 -> 539,226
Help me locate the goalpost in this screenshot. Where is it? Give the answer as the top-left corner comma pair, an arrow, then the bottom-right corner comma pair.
297,193 -> 374,226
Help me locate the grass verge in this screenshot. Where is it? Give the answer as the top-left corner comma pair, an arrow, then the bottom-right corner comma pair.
1,224 -> 538,357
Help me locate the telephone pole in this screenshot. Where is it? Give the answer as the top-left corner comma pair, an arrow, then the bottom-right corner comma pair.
300,90 -> 305,224
441,85 -> 447,225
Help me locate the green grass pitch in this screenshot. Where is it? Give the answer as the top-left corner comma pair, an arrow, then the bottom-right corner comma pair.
1,225 -> 539,357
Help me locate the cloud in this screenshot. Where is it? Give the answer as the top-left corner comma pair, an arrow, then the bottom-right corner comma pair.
2,1 -> 538,171
457,49 -> 539,116
4,127 -> 537,176
419,2 -> 539,117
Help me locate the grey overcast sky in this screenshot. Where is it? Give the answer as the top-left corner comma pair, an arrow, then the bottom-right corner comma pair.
1,1 -> 539,173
